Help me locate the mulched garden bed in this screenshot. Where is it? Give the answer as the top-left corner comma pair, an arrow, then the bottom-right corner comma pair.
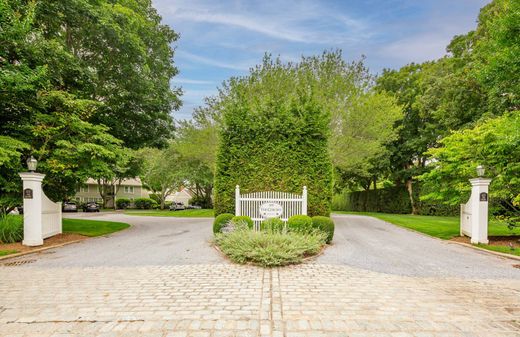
451,235 -> 520,248
0,233 -> 86,256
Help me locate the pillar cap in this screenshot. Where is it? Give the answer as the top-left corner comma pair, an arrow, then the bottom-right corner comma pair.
19,172 -> 46,181
469,178 -> 492,186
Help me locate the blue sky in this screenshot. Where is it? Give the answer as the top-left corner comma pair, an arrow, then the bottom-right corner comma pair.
152,0 -> 491,120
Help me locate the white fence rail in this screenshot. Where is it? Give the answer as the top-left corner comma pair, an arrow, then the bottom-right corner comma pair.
235,185 -> 307,229
42,193 -> 62,239
460,201 -> 472,237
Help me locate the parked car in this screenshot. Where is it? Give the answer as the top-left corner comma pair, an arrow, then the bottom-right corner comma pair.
186,205 -> 202,209
82,201 -> 100,212
169,202 -> 185,211
62,201 -> 78,212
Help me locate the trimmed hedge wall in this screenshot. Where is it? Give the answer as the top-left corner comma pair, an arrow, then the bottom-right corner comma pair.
213,59 -> 333,217
332,185 -> 458,216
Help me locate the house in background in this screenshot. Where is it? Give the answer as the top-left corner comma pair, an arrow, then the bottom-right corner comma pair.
74,178 -> 150,207
167,188 -> 194,205
74,178 -> 196,207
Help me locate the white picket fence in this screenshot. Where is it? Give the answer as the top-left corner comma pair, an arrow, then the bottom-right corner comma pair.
42,193 -> 62,239
235,185 -> 307,229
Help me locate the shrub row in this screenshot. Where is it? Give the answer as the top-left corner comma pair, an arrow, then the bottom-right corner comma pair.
213,214 -> 334,243
332,185 -> 459,216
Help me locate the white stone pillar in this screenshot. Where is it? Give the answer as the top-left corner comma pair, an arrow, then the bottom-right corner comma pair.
19,172 -> 45,246
469,178 -> 492,244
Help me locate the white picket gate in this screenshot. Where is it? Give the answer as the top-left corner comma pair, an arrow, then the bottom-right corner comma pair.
42,193 -> 62,239
235,185 -> 307,229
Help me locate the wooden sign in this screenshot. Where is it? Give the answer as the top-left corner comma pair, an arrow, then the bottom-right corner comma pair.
23,188 -> 33,199
259,202 -> 283,218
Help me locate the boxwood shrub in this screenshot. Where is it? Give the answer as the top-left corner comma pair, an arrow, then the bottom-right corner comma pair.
213,213 -> 234,234
116,198 -> 131,209
312,216 -> 334,243
213,56 -> 333,217
260,218 -> 285,232
231,215 -> 254,229
287,215 -> 313,233
134,198 -> 157,209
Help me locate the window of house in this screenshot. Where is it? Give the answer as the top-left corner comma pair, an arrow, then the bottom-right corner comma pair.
124,186 -> 134,194
80,185 -> 89,193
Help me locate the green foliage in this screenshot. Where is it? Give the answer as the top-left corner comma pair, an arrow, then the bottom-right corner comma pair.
287,215 -> 314,233
126,209 -> 214,217
138,146 -> 184,210
213,54 -> 334,217
311,216 -> 335,243
213,213 -> 234,234
260,218 -> 285,233
133,198 -> 157,210
420,112 -> 520,225
116,198 -> 131,209
0,214 -> 23,243
231,216 -> 254,229
333,186 -> 458,216
0,0 -> 180,204
214,227 -> 326,267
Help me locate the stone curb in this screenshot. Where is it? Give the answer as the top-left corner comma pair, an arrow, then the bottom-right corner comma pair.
332,213 -> 520,262
0,239 -> 84,262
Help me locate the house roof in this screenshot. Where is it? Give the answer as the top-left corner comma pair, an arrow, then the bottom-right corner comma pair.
85,177 -> 144,187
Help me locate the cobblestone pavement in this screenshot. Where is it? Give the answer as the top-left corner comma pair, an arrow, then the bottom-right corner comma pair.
1,263 -> 519,337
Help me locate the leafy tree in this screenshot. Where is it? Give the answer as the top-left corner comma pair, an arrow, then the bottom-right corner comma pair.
420,112 -> 520,227
33,0 -> 181,148
139,146 -> 185,210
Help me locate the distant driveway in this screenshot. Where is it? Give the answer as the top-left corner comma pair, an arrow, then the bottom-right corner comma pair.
317,214 -> 520,279
5,212 -> 224,267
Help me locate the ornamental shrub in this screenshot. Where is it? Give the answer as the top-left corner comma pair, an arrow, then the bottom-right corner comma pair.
0,214 -> 23,243
260,218 -> 285,233
116,198 -> 131,209
312,216 -> 334,243
214,228 -> 326,267
231,215 -> 254,229
213,56 -> 333,217
287,215 -> 313,233
213,213 -> 234,234
134,198 -> 157,209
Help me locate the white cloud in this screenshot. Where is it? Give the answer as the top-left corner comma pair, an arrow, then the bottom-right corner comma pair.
176,50 -> 251,71
171,77 -> 215,85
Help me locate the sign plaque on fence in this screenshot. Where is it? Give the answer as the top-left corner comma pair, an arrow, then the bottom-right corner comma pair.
479,192 -> 488,202
259,202 -> 283,218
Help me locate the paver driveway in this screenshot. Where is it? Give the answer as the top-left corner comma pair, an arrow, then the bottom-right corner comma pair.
1,213 -> 519,337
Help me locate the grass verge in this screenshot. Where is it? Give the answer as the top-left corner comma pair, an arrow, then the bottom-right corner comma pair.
125,209 -> 214,218
333,211 -> 520,257
0,249 -> 18,257
63,218 -> 130,237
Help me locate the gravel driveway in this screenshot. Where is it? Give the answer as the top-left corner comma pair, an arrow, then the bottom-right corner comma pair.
5,212 -> 224,267
317,214 -> 520,279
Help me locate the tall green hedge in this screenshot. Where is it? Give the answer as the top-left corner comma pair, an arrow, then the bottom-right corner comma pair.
332,185 -> 459,216
214,57 -> 333,216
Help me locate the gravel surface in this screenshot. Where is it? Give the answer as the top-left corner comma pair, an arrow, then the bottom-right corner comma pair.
317,214 -> 520,279
6,212 -> 224,267
5,213 -> 520,279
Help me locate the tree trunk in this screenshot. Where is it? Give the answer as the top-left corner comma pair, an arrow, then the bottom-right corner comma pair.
373,176 -> 379,212
405,178 -> 418,215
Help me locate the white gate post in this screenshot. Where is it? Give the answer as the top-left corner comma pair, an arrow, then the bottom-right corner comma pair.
302,186 -> 308,216
469,178 -> 492,244
235,185 -> 241,216
19,172 -> 45,246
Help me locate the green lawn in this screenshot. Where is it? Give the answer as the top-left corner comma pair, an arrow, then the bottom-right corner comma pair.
0,249 -> 18,257
333,211 -> 520,256
124,209 -> 215,218
63,218 -> 130,237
